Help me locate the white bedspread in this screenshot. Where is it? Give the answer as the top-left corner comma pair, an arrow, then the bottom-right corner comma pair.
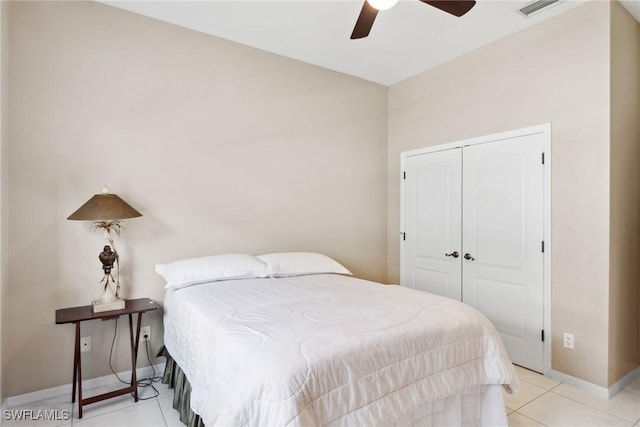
163,274 -> 518,426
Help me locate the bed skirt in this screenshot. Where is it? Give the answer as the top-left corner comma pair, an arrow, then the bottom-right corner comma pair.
159,346 -> 205,427
159,345 -> 507,426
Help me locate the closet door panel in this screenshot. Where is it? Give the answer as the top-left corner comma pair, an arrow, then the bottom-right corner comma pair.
402,148 -> 462,300
462,134 -> 544,372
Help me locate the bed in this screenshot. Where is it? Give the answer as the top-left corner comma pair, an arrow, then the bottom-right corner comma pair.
157,252 -> 518,426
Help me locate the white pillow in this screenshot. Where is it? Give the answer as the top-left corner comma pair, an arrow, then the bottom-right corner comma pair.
156,253 -> 267,289
257,252 -> 352,277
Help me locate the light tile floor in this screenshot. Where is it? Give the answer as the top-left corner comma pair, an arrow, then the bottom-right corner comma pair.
505,366 -> 640,426
3,365 -> 640,426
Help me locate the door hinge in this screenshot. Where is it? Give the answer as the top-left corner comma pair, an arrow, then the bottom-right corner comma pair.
401,232 -> 406,241
541,240 -> 545,253
542,152 -> 545,164
541,329 -> 545,342
403,171 -> 406,180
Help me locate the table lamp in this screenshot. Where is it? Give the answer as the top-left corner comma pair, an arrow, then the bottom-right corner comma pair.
67,186 -> 142,312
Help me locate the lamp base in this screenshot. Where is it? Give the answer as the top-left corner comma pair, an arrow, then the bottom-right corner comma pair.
92,298 -> 125,313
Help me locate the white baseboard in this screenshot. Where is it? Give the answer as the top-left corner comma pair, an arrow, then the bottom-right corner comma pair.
606,365 -> 640,398
2,363 -> 164,410
549,365 -> 640,399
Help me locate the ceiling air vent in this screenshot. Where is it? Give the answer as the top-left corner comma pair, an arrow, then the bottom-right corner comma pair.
519,0 -> 561,17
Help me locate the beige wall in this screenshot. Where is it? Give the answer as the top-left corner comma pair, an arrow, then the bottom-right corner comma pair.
0,0 -> 8,404
609,1 -> 640,385
5,1 -> 388,396
388,1 -> 613,386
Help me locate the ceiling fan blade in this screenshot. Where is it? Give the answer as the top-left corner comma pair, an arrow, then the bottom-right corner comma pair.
351,1 -> 379,39
420,1 -> 476,17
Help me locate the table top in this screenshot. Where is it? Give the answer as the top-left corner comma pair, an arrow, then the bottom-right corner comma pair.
55,298 -> 158,324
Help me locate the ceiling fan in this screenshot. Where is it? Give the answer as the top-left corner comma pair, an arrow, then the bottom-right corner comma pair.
351,0 -> 477,39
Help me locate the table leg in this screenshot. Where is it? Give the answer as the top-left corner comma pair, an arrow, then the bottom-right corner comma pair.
128,313 -> 143,402
72,322 -> 79,404
76,322 -> 83,418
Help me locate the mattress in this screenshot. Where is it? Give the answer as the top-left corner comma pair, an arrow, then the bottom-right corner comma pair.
163,274 -> 518,426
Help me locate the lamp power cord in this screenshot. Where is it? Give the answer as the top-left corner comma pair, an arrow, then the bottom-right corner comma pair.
109,317 -> 162,400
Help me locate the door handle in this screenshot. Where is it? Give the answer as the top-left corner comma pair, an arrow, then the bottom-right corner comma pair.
464,253 -> 475,261
445,251 -> 459,258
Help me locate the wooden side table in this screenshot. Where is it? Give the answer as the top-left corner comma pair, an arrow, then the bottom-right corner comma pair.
55,298 -> 158,418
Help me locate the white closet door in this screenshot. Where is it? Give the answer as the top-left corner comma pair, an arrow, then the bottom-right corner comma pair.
461,134 -> 544,372
401,148 -> 462,300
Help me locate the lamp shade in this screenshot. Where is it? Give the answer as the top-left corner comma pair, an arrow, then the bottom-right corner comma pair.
67,192 -> 142,221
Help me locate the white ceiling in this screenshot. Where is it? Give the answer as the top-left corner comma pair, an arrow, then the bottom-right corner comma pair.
102,0 -> 640,86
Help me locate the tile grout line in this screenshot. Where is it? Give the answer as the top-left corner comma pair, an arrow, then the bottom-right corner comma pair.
625,388 -> 640,398
524,385 -> 636,426
511,387 -> 557,414
511,410 -> 550,427
506,377 -> 561,413
510,386 -> 562,427
514,369 -> 640,425
155,396 -> 170,427
71,395 -> 155,424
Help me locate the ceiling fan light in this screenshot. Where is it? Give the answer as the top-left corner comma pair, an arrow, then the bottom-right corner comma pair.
366,0 -> 399,11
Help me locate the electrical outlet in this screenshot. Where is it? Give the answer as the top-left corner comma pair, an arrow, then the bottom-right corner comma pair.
80,336 -> 91,353
140,326 -> 151,342
563,332 -> 574,349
